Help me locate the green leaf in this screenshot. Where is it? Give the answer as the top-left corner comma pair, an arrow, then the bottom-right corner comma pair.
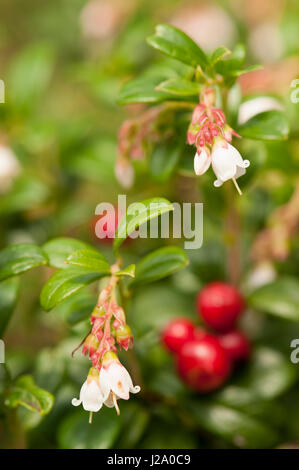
232,64 -> 262,77
248,277 -> 299,322
43,238 -> 97,269
40,266 -> 108,311
214,43 -> 246,76
118,76 -> 175,105
0,244 -> 48,281
113,197 -> 173,254
215,347 -> 296,406
58,408 -> 121,449
8,43 -> 55,110
188,401 -> 278,448
0,278 -> 20,337
62,292 -> 96,325
132,246 -> 188,286
114,264 -> 135,278
156,78 -> 201,96
147,24 -> 208,69
149,140 -> 182,183
238,110 -> 290,141
5,375 -> 54,416
209,46 -> 231,66
66,249 -> 110,272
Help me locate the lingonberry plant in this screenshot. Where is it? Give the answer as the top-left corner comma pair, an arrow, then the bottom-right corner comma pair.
1,16 -> 298,450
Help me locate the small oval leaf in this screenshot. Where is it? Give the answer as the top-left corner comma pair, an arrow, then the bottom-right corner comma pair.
0,244 -> 48,281
238,110 -> 289,141
147,24 -> 208,69
113,198 -> 173,254
66,249 -> 110,272
248,277 -> 299,322
132,246 -> 188,286
40,266 -> 108,311
43,238 -> 97,269
118,76 -> 175,105
156,78 -> 201,96
5,375 -> 54,416
114,264 -> 136,278
188,401 -> 278,448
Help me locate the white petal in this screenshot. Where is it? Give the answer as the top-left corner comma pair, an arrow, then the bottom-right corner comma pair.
130,385 -> 141,394
72,398 -> 82,407
211,146 -> 237,182
99,368 -> 113,401
80,380 -> 104,412
226,144 -> 247,168
213,179 -> 223,187
234,165 -> 246,180
194,150 -> 211,175
104,392 -> 115,408
108,363 -> 131,400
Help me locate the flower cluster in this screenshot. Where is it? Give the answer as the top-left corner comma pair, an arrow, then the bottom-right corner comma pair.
72,266 -> 140,421
115,105 -> 175,189
187,88 -> 250,194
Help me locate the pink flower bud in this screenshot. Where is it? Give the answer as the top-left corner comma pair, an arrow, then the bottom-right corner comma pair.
202,87 -> 216,107
82,334 -> 100,358
92,319 -> 104,341
191,104 -> 206,125
115,324 -> 134,351
112,304 -> 126,326
98,286 -> 112,306
91,304 -> 106,324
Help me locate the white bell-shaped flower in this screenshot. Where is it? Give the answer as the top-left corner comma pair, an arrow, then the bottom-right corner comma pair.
193,147 -> 211,175
100,352 -> 140,415
72,367 -> 104,412
211,139 -> 250,194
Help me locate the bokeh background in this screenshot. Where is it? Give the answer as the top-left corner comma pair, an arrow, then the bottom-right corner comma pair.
0,0 -> 299,449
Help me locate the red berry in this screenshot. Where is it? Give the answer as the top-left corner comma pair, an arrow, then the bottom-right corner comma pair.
162,318 -> 204,354
196,282 -> 245,332
177,335 -> 231,392
218,330 -> 251,362
92,209 -> 119,244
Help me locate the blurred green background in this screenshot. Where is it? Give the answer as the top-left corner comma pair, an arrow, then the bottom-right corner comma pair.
0,0 -> 299,449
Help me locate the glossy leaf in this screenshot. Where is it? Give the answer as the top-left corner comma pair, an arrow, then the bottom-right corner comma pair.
209,46 -> 231,66
132,246 -> 188,286
149,140 -> 182,182
147,24 -> 208,69
238,110 -> 290,141
5,375 -> 54,416
113,198 -> 173,254
215,347 -> 296,406
189,401 -> 278,448
40,266 -> 108,311
248,277 -> 299,322
156,78 -> 201,96
118,76 -> 175,105
0,244 -> 48,281
0,278 -> 20,337
43,238 -> 97,269
58,408 -> 121,449
114,264 -> 135,278
66,249 -> 110,272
